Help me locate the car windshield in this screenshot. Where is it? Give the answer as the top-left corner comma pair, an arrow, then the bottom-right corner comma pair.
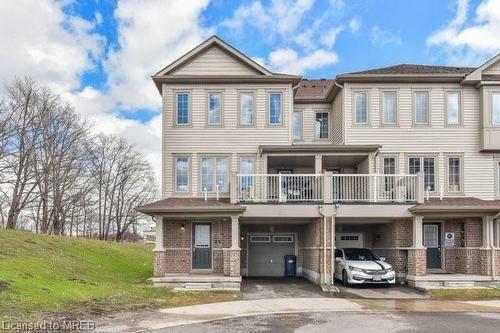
343,248 -> 379,261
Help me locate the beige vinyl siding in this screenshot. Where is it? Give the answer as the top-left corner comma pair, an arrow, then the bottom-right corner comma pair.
163,83 -> 292,197
344,82 -> 496,200
484,59 -> 500,74
292,103 -> 332,144
170,45 -> 260,76
332,93 -> 343,144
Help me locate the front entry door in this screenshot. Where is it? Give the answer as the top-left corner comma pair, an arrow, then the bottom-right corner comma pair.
423,223 -> 441,269
192,223 -> 212,269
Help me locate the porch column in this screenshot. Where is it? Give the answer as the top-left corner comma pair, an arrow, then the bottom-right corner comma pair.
482,216 -> 493,248
412,215 -> 424,248
315,155 -> 322,174
228,215 -> 241,277
153,217 -> 166,277
408,215 -> 426,277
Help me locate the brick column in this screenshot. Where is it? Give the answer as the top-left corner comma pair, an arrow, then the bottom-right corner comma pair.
153,218 -> 166,277
228,249 -> 241,277
407,248 -> 426,276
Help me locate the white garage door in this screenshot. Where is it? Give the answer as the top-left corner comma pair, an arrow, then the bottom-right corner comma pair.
336,232 -> 364,248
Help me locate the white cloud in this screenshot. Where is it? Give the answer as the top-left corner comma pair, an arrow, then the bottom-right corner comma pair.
0,0 -> 212,184
0,0 -> 104,93
320,26 -> 344,49
370,25 -> 402,46
427,0 -> 500,64
349,18 -> 361,35
268,48 -> 338,75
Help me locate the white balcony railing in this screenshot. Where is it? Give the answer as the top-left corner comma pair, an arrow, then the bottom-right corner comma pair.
231,173 -> 423,204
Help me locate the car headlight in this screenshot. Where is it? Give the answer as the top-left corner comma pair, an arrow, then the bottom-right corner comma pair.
348,265 -> 364,272
387,267 -> 394,272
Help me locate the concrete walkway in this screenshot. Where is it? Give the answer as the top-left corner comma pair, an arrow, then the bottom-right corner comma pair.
95,298 -> 500,332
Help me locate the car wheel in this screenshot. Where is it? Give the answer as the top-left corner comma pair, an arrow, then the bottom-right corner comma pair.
342,270 -> 349,286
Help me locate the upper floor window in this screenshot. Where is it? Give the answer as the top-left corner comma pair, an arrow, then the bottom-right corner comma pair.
414,91 -> 429,124
240,92 -> 254,126
315,112 -> 329,139
201,156 -> 229,193
446,91 -> 461,125
492,92 -> 500,125
176,92 -> 189,125
207,92 -> 222,125
268,92 -> 282,125
175,156 -> 190,193
382,91 -> 397,124
408,156 -> 435,192
293,111 -> 303,141
447,156 -> 462,193
354,91 -> 368,124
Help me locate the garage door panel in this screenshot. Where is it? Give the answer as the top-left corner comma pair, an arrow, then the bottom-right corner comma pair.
248,234 -> 295,277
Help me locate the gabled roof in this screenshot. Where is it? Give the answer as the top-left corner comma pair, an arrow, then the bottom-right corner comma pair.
462,53 -> 500,84
154,36 -> 273,77
152,36 -> 301,93
346,64 -> 475,75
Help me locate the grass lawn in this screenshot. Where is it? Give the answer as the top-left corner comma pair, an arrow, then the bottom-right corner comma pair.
428,288 -> 500,300
0,229 -> 239,322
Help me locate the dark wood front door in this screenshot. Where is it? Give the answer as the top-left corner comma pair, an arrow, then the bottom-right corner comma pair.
423,223 -> 441,269
192,223 -> 212,269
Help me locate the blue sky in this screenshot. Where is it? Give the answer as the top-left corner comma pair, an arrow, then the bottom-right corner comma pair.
1,0 -> 499,178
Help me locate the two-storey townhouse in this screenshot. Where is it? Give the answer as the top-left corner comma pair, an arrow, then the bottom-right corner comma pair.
139,36 -> 500,291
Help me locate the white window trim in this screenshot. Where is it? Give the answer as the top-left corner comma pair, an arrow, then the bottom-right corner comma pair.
206,91 -> 223,127
380,90 -> 398,126
492,91 -> 500,126
445,154 -> 465,195
238,91 -> 255,127
199,155 -> 231,195
173,155 -> 191,195
174,91 -> 192,126
353,90 -> 370,125
267,91 -> 284,126
445,90 -> 462,126
413,90 -> 431,126
314,111 -> 330,140
293,110 -> 304,142
406,154 -> 439,194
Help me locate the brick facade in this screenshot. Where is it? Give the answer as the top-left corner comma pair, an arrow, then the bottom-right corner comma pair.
407,248 -> 426,276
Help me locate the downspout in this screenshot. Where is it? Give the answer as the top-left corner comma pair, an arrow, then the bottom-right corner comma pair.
330,214 -> 336,286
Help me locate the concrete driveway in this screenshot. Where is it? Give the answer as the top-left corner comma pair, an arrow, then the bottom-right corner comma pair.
241,277 -> 427,300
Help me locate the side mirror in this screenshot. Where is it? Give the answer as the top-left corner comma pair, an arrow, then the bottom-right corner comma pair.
335,257 -> 342,262
380,257 -> 386,262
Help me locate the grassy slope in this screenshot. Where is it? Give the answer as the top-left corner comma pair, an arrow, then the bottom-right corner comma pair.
0,229 -> 237,321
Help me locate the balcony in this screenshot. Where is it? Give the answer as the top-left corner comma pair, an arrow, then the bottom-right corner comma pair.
230,173 -> 424,204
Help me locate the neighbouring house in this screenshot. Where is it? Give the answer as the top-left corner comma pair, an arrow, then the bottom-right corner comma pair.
143,225 -> 156,244
138,36 -> 500,291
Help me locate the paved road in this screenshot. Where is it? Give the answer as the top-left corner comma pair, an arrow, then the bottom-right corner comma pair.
155,311 -> 500,333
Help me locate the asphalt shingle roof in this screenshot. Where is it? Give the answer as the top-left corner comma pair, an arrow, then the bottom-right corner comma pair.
346,64 -> 476,75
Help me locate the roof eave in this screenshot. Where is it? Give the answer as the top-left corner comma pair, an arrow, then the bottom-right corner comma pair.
409,206 -> 500,214
259,144 -> 382,154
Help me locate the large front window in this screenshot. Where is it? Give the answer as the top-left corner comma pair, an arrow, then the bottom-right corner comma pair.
354,92 -> 368,124
447,156 -> 462,193
293,111 -> 303,141
207,92 -> 221,125
175,156 -> 189,193
176,93 -> 189,125
408,157 -> 435,192
414,91 -> 429,124
269,92 -> 282,125
315,112 -> 329,139
201,157 -> 229,193
240,92 -> 254,125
